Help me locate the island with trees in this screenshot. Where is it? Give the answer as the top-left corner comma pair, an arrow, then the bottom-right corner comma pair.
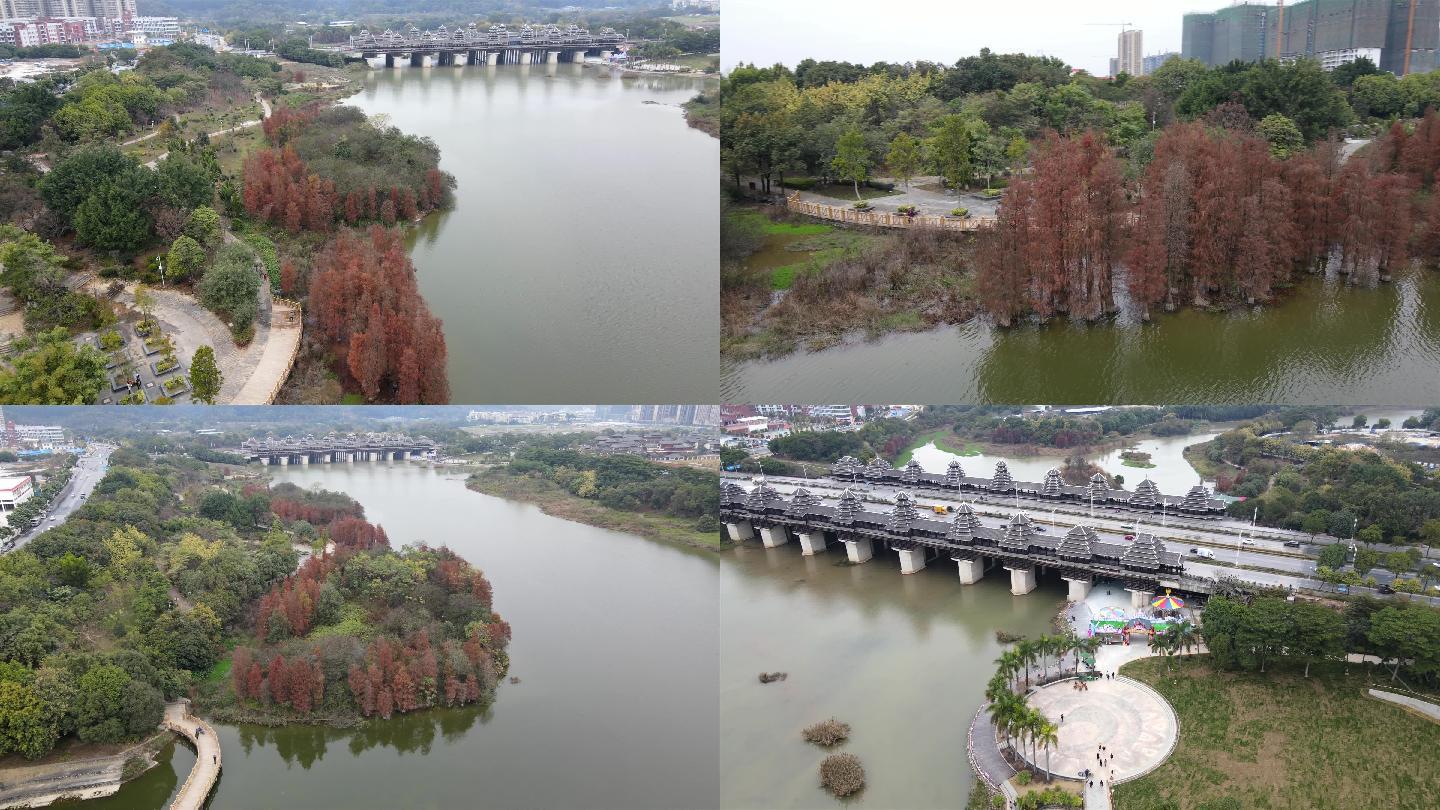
464,431 -> 720,549
0,440 -> 509,785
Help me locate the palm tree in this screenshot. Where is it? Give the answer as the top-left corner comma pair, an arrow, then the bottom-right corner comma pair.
1016,639 -> 1036,688
1037,720 -> 1060,782
994,649 -> 1022,691
1173,621 -> 1199,660
987,691 -> 1026,758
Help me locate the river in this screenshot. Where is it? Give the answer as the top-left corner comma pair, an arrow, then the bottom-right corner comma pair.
720,540 -> 1065,808
721,266 -> 1440,402
909,431 -> 1220,494
73,462 -> 718,810
347,64 -> 719,403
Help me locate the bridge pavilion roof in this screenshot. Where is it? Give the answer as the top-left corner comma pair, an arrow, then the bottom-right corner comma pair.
824,457 -> 1224,512
721,485 -> 1185,575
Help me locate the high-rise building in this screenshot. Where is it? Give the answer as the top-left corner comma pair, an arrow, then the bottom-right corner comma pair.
1183,0 -> 1439,75
1143,52 -> 1180,75
1117,28 -> 1143,76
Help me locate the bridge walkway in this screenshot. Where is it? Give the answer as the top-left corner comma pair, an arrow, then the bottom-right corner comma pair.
163,700 -> 220,810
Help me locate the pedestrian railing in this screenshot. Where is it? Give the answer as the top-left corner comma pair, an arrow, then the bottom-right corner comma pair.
786,192 -> 996,231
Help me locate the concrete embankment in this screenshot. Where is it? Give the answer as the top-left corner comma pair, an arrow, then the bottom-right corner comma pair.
0,734 -> 166,808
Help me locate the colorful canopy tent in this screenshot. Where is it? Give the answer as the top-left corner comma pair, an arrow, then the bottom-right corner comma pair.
1151,590 -> 1185,610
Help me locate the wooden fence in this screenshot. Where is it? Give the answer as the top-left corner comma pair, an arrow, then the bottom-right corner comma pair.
786,192 -> 996,231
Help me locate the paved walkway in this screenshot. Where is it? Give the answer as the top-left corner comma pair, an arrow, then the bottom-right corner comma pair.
1369,689 -> 1440,722
793,174 -> 1002,218
1020,677 -> 1178,781
163,700 -> 220,810
91,282 -> 295,404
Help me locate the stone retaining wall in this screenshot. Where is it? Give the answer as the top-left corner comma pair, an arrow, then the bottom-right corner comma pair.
0,734 -> 165,809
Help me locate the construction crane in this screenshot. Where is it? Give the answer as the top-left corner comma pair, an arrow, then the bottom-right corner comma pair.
1086,22 -> 1135,33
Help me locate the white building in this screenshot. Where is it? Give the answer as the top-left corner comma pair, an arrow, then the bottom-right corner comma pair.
13,424 -> 65,447
0,476 -> 34,511
192,31 -> 225,50
127,15 -> 174,37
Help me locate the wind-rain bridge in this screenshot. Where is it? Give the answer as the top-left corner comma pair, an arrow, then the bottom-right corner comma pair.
239,432 -> 437,466
348,23 -> 625,68
721,471 -> 1219,605
829,456 -> 1226,519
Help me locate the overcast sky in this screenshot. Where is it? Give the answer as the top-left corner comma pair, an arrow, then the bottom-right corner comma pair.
722,0 -> 1202,75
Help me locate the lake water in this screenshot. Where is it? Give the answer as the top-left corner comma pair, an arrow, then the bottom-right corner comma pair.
348,64 -> 719,403
720,540 -> 1065,808
722,267 -> 1440,403
79,462 -> 718,809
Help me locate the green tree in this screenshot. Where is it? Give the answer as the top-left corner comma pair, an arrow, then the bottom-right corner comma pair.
885,132 -> 923,189
0,327 -> 107,405
1350,73 -> 1406,119
189,345 -> 222,404
930,115 -> 973,192
166,234 -> 206,282
830,127 -> 871,200
1289,601 -> 1344,677
154,152 -> 214,210
196,243 -> 259,333
1257,113 -> 1304,159
184,205 -> 221,246
53,552 -> 91,587
39,145 -> 137,218
0,679 -> 59,759
73,182 -> 151,252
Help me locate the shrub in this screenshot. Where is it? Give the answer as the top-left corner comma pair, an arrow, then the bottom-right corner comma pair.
99,330 -> 123,351
952,207 -> 969,217
852,201 -> 872,211
819,753 -> 865,797
784,176 -> 816,190
802,718 -> 851,746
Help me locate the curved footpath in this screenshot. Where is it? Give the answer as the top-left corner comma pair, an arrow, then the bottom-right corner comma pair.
162,700 -> 220,810
1368,688 -> 1440,723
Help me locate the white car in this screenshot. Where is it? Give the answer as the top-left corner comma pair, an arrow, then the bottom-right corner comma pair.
1240,539 -> 1257,546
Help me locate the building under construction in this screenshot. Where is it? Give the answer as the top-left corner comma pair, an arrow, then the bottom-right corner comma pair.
1182,0 -> 1439,75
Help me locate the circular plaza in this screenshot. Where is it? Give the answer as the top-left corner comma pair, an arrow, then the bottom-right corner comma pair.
1017,676 -> 1179,782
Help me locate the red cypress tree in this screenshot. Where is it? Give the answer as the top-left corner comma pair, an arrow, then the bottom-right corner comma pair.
268,654 -> 289,704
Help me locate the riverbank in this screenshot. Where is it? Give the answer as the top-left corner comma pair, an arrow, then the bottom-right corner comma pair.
893,425 -> 1143,468
466,468 -> 720,551
721,205 -> 966,361
1115,656 -> 1440,808
0,732 -> 168,808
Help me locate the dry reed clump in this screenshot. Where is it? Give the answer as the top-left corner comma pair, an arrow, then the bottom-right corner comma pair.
819,752 -> 865,797
758,671 -> 788,684
802,718 -> 851,747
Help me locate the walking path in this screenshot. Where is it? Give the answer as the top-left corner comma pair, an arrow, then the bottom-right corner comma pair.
1368,688 -> 1440,722
90,282 -> 297,404
144,93 -> 272,168
162,700 -> 220,810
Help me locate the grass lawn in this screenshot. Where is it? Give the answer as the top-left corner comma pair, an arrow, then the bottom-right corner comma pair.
728,209 -> 834,237
893,426 -> 982,466
205,658 -> 232,683
671,52 -> 720,70
1115,656 -> 1440,810
808,182 -> 902,201
1121,458 -> 1158,469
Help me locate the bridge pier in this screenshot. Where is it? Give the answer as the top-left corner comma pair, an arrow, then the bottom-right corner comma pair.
519,51 -> 532,65
546,50 -> 560,64
487,52 -> 499,66
725,521 -> 754,541
843,538 -> 874,564
572,49 -> 587,62
796,531 -> 827,556
277,455 -> 289,466
759,526 -> 790,548
258,456 -> 270,466
385,53 -> 396,68
955,557 -> 984,584
600,50 -> 612,61
299,454 -> 310,465
344,452 -> 354,464
1127,588 -> 1155,609
896,545 -> 928,575
1063,576 -> 1093,602
1005,566 -> 1037,595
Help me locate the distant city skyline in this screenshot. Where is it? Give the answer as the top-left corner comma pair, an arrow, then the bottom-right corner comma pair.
724,0 -> 1184,75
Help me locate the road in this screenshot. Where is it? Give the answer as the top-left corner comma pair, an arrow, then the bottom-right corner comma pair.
729,473 -> 1440,604
5,443 -> 113,551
